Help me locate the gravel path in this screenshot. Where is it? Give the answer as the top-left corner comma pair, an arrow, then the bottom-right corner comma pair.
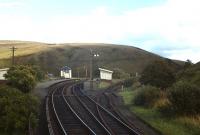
33,79 -> 64,99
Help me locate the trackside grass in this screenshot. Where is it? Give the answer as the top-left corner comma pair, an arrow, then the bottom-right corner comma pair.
98,81 -> 111,89
119,89 -> 200,135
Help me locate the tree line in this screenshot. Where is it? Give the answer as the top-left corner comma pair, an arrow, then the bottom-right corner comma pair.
133,59 -> 200,116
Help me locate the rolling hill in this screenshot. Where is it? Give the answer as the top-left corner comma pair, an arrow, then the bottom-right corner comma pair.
0,41 -> 183,77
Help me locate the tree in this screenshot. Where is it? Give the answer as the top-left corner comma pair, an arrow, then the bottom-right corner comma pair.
168,81 -> 200,115
0,85 -> 39,134
32,65 -> 45,81
140,60 -> 175,89
176,61 -> 200,87
184,59 -> 193,69
4,65 -> 37,93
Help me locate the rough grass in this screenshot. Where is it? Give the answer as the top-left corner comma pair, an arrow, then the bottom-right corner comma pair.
98,81 -> 111,89
0,41 -> 55,59
119,89 -> 200,135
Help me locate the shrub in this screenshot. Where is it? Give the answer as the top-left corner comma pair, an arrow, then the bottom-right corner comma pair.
113,68 -> 130,79
0,85 -> 39,134
123,78 -> 134,88
158,103 -> 175,117
133,85 -> 160,107
32,65 -> 45,81
4,65 -> 37,93
168,81 -> 200,115
140,60 -> 175,89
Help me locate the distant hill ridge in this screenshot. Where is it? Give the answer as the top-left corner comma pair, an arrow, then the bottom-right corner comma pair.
0,40 -> 183,76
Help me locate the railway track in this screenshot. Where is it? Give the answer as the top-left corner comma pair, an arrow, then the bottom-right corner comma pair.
99,92 -> 143,134
93,82 -> 143,134
47,81 -> 95,135
46,80 -> 141,135
73,85 -> 140,135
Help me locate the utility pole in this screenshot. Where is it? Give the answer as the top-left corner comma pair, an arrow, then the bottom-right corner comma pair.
84,66 -> 88,78
89,49 -> 99,90
77,68 -> 80,78
86,68 -> 88,78
90,49 -> 93,81
10,46 -> 17,66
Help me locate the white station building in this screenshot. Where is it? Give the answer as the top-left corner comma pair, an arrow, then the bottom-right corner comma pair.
0,68 -> 9,80
99,68 -> 113,81
60,66 -> 72,79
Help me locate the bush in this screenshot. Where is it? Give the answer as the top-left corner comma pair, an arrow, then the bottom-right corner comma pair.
123,78 -> 134,88
113,68 -> 130,79
140,60 -> 175,89
0,85 -> 39,134
133,85 -> 160,107
32,65 -> 45,81
4,65 -> 37,93
168,81 -> 200,115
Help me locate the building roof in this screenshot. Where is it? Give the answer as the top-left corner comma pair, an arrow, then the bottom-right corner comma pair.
99,68 -> 113,73
61,66 -> 71,71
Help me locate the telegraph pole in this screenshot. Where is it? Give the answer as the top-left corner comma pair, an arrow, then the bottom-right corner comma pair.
10,46 -> 17,66
84,66 -> 88,78
77,68 -> 80,78
89,49 -> 99,90
90,49 -> 93,81
86,68 -> 88,78
90,49 -> 93,90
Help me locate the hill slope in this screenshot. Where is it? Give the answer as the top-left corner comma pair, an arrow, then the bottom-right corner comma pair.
0,41 -> 183,77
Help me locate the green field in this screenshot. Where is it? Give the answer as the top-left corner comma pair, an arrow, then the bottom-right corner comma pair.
119,90 -> 200,135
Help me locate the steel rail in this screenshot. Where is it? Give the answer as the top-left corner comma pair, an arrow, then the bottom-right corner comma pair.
46,80 -> 79,135
52,84 -> 68,135
78,87 -> 141,135
105,92 -> 143,134
71,87 -> 112,135
46,96 -> 55,135
61,85 -> 97,135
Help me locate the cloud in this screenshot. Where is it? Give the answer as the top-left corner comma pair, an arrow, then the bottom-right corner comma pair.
0,0 -> 200,62
163,48 -> 200,63
0,1 -> 25,8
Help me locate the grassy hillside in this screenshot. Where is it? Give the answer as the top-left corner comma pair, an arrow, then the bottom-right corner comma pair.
0,40 -> 51,59
0,41 -> 183,77
0,40 -> 60,68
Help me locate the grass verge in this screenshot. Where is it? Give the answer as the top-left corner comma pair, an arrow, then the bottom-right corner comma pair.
98,81 -> 111,89
119,89 -> 200,135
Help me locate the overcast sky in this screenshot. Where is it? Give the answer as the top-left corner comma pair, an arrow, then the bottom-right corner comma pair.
0,0 -> 200,63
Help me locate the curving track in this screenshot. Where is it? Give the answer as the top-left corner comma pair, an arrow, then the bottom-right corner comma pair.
46,80 -> 141,135
46,81 -> 96,135
72,84 -> 140,135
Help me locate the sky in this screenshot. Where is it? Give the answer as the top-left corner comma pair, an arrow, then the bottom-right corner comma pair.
0,0 -> 200,63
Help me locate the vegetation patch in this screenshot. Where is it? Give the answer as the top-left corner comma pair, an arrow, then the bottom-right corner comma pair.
0,64 -> 44,134
168,81 -> 200,115
98,81 -> 111,89
133,85 -> 160,107
119,90 -> 200,135
0,85 -> 39,135
4,65 -> 44,93
140,60 -> 176,89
